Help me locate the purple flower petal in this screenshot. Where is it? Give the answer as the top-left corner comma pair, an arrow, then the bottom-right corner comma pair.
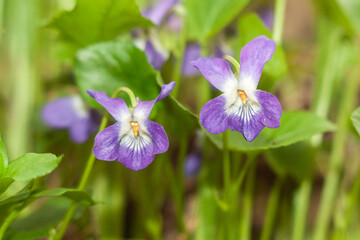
166,13 -> 183,32
228,110 -> 264,142
199,95 -> 229,134
258,9 -> 274,30
117,134 -> 155,171
192,58 -> 238,92
93,122 -> 121,161
256,90 -> 282,128
182,44 -> 201,77
42,96 -> 82,128
133,82 -> 175,120
143,0 -> 178,25
69,117 -> 94,143
87,90 -> 131,122
239,36 -> 276,89
184,152 -> 201,177
146,120 -> 169,154
145,40 -> 166,70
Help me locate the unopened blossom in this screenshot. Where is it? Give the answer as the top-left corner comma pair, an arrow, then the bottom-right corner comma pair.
193,36 -> 282,142
87,82 -> 175,170
42,95 -> 99,143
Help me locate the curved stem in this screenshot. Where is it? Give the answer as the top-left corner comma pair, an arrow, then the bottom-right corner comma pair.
223,55 -> 240,73
113,87 -> 137,108
0,209 -> 20,239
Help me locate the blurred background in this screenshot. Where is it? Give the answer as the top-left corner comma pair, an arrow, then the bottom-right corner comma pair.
0,0 -> 360,239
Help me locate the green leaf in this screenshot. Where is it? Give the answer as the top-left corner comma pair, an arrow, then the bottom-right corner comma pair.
48,0 -> 152,47
265,142 -> 315,181
351,107 -> 360,135
74,40 -> 159,108
0,134 -> 8,178
5,198 -> 71,240
234,13 -> 287,90
5,153 -> 62,181
184,0 -> 249,41
205,111 -> 336,151
34,188 -> 97,205
0,178 -> 14,196
337,0 -> 360,34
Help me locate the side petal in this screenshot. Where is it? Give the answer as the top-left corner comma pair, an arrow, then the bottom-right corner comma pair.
192,57 -> 238,92
87,90 -> 131,122
228,110 -> 264,142
143,0 -> 178,25
200,95 -> 229,134
146,120 -> 169,154
92,123 -> 121,161
256,90 -> 282,128
133,82 -> 176,120
41,96 -> 82,128
239,36 -> 276,89
117,134 -> 155,171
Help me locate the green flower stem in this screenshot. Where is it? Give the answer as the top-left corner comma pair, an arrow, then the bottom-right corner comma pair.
260,177 -> 283,240
313,63 -> 359,240
222,131 -> 231,239
239,155 -> 257,240
291,179 -> 311,240
0,209 -> 20,239
171,21 -> 187,99
52,88 -> 133,239
273,0 -> 287,44
223,55 -> 240,73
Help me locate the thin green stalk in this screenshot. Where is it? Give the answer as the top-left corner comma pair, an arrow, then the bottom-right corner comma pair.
239,157 -> 257,240
0,209 -> 20,239
292,179 -> 312,240
313,62 -> 360,240
273,0 -> 287,44
222,130 -> 231,239
223,55 -> 240,73
260,178 -> 283,240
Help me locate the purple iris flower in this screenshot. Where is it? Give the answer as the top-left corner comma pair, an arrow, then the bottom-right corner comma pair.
87,82 -> 175,171
42,96 -> 99,143
193,36 -> 282,142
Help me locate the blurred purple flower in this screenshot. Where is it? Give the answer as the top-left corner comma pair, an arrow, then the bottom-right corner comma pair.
145,40 -> 167,70
42,96 -> 99,143
87,82 -> 175,171
193,36 -> 282,141
258,8 -> 274,30
184,152 -> 201,177
143,0 -> 178,25
182,44 -> 201,77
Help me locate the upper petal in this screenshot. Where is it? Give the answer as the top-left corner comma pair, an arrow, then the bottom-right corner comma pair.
200,95 -> 229,134
143,0 -> 178,25
92,122 -> 121,161
192,57 -> 238,92
117,133 -> 155,171
42,96 -> 85,128
146,120 -> 169,154
87,90 -> 131,122
133,82 -> 175,120
239,36 -> 276,89
256,90 -> 282,128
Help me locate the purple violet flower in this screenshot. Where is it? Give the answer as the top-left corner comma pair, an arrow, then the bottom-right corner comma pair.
144,40 -> 167,70
42,96 -> 99,143
184,152 -> 202,177
87,82 -> 175,171
193,36 -> 282,142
